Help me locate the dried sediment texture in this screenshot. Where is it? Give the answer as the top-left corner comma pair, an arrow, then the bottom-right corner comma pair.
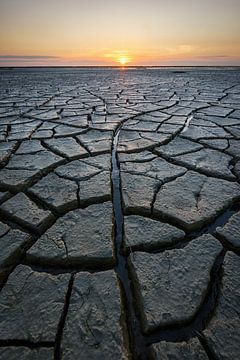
173,148 -> 235,180
0,347 -> 53,360
44,137 -> 88,159
216,211 -> 240,250
124,215 -> 185,251
128,235 -> 222,332
153,171 -> 240,231
121,172 -> 160,214
61,271 -> 128,359
6,149 -> 64,171
0,68 -> 240,359
150,339 -> 208,360
27,202 -> 115,267
28,172 -> 79,213
0,265 -> 70,341
0,192 -> 55,233
203,252 -> 240,360
0,225 -> 32,277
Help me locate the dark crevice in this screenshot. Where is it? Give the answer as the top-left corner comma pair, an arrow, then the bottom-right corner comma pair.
79,194 -> 111,208
123,201 -> 240,255
41,141 -> 69,160
0,212 -> 34,234
111,125 -> 150,359
40,140 -> 66,158
6,124 -> 12,137
0,162 -> 69,194
190,201 -> 240,239
229,157 -> 240,183
120,156 -> 158,164
53,169 -> 102,183
73,135 -> 92,155
213,233 -> 240,256
29,121 -> 44,140
24,189 -> 57,214
154,150 -> 236,182
163,147 -> 205,159
0,340 -> 54,349
54,274 -> 74,360
119,143 -> 158,155
144,250 -> 225,345
130,200 -> 240,239
0,140 -> 21,169
76,182 -> 81,207
150,182 -> 162,214
197,334 -> 219,360
25,188 -> 79,219
123,237 -> 190,257
0,208 -> 48,236
181,114 -> 194,132
20,261 -> 114,274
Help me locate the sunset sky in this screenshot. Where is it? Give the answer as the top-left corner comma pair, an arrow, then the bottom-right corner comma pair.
0,0 -> 240,66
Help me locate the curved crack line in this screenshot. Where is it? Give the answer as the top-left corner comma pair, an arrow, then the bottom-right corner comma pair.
0,340 -> 54,348
111,123 -> 150,360
54,274 -> 74,360
144,250 -> 226,345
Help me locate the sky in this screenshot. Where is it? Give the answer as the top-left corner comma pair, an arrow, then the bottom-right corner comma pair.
0,0 -> 240,66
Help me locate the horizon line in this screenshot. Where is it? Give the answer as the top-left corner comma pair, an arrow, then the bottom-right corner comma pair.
1,65 -> 240,69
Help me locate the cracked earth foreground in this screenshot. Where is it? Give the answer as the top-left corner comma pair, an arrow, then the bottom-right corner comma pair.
0,67 -> 239,360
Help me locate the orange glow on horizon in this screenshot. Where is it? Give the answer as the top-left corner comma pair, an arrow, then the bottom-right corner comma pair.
103,51 -> 133,66
1,48 -> 240,67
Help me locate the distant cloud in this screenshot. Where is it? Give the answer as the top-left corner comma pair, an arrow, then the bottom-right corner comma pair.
0,55 -> 60,59
196,55 -> 229,59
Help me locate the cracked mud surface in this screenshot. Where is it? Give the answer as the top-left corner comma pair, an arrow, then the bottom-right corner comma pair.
0,67 -> 240,359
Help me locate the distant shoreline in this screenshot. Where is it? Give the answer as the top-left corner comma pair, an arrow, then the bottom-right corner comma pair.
0,65 -> 240,69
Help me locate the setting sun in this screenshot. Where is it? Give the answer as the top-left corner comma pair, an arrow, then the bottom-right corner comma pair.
118,56 -> 130,66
